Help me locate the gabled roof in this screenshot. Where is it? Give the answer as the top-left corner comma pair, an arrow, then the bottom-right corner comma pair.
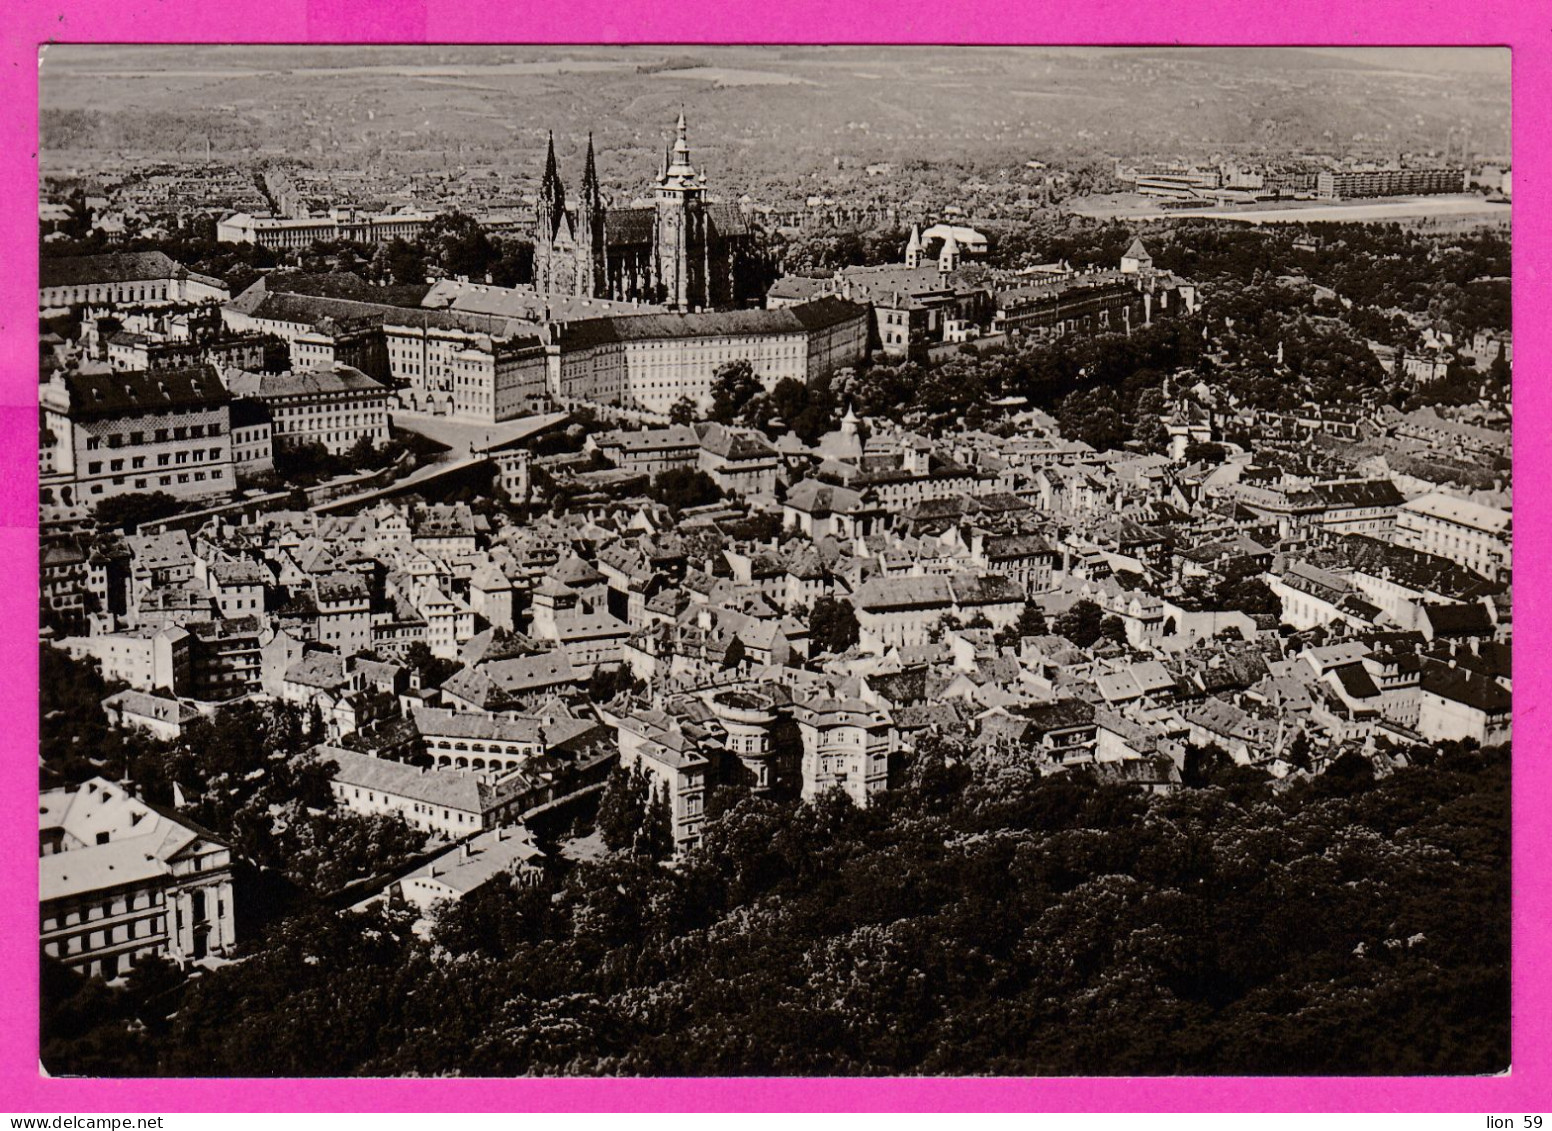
1419,660 -> 1512,714
855,575 -> 953,612
61,365 -> 229,419
250,363 -> 387,402
41,250 -> 186,289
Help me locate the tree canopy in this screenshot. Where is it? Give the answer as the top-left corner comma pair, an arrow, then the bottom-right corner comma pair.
42,739 -> 1508,1077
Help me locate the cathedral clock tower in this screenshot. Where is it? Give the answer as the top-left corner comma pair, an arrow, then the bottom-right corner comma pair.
653,112 -> 708,311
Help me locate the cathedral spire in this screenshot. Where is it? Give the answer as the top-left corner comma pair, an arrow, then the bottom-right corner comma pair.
662,110 -> 698,187
538,130 -> 567,237
582,132 -> 600,193
543,130 -> 558,182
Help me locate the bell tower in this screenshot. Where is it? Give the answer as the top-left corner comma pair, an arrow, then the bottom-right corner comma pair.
533,132 -> 569,298
654,111 -> 707,311
576,133 -> 607,298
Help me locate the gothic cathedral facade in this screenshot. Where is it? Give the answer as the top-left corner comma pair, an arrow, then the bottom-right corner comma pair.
531,114 -> 758,312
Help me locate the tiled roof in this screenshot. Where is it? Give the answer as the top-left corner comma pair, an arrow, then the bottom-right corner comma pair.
1419,660 -> 1512,714
320,746 -> 496,814
855,575 -> 953,612
1402,492 -> 1511,536
41,250 -> 185,289
557,297 -> 867,348
254,364 -> 387,401
62,365 -> 229,419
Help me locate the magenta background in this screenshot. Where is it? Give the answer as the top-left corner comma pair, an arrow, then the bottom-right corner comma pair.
0,0 -> 1540,1112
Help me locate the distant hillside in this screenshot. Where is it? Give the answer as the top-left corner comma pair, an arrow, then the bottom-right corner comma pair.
40,45 -> 1511,184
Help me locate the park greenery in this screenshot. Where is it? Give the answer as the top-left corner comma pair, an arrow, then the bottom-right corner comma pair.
42,731 -> 1509,1077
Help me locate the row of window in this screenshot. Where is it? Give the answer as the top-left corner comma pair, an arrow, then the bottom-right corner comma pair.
44,915 -> 166,957
88,468 -> 224,496
43,888 -> 164,931
88,447 -> 223,475
87,422 -> 222,450
276,402 -> 385,419
48,283 -> 170,304
343,785 -> 477,826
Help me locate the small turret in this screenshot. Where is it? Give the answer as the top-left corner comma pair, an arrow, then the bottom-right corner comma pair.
904,224 -> 923,268
661,109 -> 699,187
1120,236 -> 1154,274
537,131 -> 567,240
938,230 -> 960,274
576,133 -> 605,298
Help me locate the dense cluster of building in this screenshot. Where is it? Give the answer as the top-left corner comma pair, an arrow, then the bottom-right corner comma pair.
1116,157 -> 1486,205
772,234 -> 1196,361
36,119 -> 1512,987
40,348 -> 1513,964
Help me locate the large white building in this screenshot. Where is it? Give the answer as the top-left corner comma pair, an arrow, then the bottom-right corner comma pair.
40,251 -> 229,316
224,279 -> 869,422
548,297 -> 870,415
223,281 -> 550,421
322,746 -> 530,837
790,696 -> 894,808
1396,492 -> 1512,581
40,365 -> 235,507
40,778 -> 237,978
215,209 -> 438,250
228,363 -> 390,455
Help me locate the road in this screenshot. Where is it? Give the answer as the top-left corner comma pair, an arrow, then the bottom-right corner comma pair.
392,410 -> 571,458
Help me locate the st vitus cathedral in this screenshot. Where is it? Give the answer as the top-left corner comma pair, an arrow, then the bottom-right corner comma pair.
531,113 -> 762,312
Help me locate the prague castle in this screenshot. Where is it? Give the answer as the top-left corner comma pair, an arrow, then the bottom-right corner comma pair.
532,113 -> 760,313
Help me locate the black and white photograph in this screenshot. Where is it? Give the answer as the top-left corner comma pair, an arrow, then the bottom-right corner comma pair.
36,44 -> 1511,1078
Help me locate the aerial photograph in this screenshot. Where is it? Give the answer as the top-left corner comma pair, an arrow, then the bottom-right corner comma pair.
36,44 -> 1511,1077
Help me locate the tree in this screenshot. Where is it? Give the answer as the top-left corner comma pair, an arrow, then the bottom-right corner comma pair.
809,597 -> 860,655
1286,730 -> 1314,772
1183,439 -> 1226,465
648,468 -> 723,512
709,359 -> 763,424
92,491 -> 183,534
1130,387 -> 1170,452
1097,615 -> 1128,646
427,212 -> 495,280
384,238 -> 424,285
344,432 -> 380,468
596,764 -> 654,854
1213,558 -> 1280,617
1182,741 -> 1234,787
1053,599 -> 1106,649
766,377 -> 810,432
62,189 -> 94,240
637,783 -> 676,861
488,238 -> 535,288
668,397 -> 699,426
995,602 -> 1049,649
587,665 -> 645,704
306,702 -> 327,746
401,642 -> 461,689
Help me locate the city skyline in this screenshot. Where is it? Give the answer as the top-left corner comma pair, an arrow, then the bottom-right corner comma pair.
36,44 -> 1512,1080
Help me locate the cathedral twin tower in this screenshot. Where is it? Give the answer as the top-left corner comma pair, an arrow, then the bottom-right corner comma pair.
531,113 -> 754,313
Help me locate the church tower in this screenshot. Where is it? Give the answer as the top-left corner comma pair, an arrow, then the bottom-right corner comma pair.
653,111 -> 707,311
938,230 -> 960,274
904,224 -> 923,268
575,133 -> 607,298
533,132 -> 570,298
